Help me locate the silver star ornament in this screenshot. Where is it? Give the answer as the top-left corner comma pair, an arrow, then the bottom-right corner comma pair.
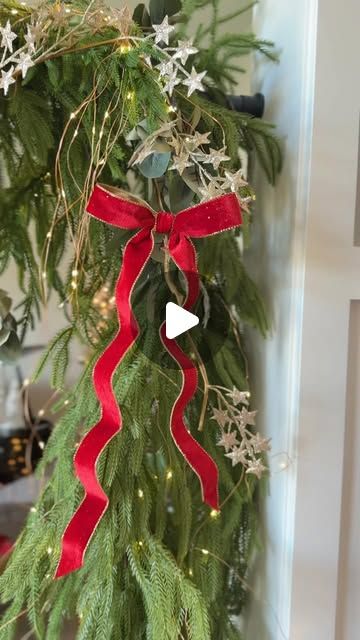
0,20 -> 17,53
250,433 -> 271,454
185,131 -> 211,150
245,459 -> 267,479
225,446 -> 249,467
153,16 -> 175,45
156,59 -> 174,77
222,169 -> 247,192
210,408 -> 229,429
226,388 -> 250,406
163,71 -> 181,97
183,67 -> 206,96
170,152 -> 192,175
204,148 -> 231,170
218,431 -> 239,453
173,39 -> 198,65
24,25 -> 38,53
239,407 -> 257,427
0,66 -> 16,96
199,181 -> 223,201
15,53 -> 34,79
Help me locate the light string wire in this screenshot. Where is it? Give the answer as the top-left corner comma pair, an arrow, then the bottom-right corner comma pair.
17,3 -> 235,313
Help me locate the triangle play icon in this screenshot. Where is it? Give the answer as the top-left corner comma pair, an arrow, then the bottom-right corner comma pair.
165,302 -> 199,339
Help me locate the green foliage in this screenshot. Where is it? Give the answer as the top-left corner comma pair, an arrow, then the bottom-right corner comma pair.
8,89 -> 54,170
32,326 -> 74,390
0,0 -> 281,637
179,0 -> 277,87
178,92 -> 282,185
0,334 -> 259,639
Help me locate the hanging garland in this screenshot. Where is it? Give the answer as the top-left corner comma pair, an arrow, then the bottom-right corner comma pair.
0,1 -> 281,638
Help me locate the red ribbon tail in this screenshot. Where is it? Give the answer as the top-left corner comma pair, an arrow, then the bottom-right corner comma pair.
160,324 -> 219,509
159,234 -> 219,510
55,228 -> 154,578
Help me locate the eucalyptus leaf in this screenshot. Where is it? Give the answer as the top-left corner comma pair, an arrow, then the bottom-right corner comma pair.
0,326 -> 11,347
138,118 -> 150,131
138,151 -> 171,178
180,168 -> 202,197
126,126 -> 141,142
0,331 -> 22,363
152,140 -> 172,153
4,313 -> 17,332
0,289 -> 12,319
191,105 -> 202,130
126,119 -> 150,142
151,238 -> 166,263
169,174 -> 195,212
137,126 -> 151,142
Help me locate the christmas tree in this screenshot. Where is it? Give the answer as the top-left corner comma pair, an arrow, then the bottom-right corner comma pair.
0,0 -> 281,638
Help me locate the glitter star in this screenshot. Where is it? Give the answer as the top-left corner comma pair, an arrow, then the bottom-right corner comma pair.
15,53 -> 34,79
156,59 -> 174,77
173,39 -> 198,65
185,131 -> 211,150
24,24 -> 44,53
238,407 -> 257,427
218,431 -> 239,453
163,71 -> 181,97
108,6 -> 133,33
49,3 -> 69,26
210,408 -> 229,429
183,67 -> 206,96
222,169 -> 247,192
24,25 -> 37,53
167,135 -> 182,155
153,16 -> 175,45
0,66 -> 15,96
203,148 -> 231,170
225,446 -> 248,467
0,20 -> 17,53
250,433 -> 271,454
245,459 -> 267,479
170,152 -> 192,175
226,388 -> 250,406
199,181 -> 223,201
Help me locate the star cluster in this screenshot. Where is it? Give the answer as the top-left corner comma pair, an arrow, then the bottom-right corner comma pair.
211,386 -> 270,479
0,20 -> 36,95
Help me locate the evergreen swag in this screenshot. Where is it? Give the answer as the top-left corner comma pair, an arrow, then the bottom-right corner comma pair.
0,0 -> 281,638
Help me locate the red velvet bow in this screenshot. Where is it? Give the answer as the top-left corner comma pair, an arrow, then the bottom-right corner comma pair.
55,184 -> 242,578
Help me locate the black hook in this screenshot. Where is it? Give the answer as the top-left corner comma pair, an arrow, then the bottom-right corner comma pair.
227,92 -> 265,118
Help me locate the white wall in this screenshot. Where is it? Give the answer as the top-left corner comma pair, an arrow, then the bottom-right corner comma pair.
245,0 -> 317,637
247,1 -> 360,639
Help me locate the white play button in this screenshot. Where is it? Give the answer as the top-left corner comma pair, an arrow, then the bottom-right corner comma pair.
165,302 -> 199,339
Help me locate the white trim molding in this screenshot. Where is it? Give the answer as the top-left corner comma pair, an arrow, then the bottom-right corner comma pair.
247,0 -> 360,638
246,0 -> 319,634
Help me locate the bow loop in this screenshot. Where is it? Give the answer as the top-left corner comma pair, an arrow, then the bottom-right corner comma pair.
173,193 -> 242,238
87,184 -> 154,230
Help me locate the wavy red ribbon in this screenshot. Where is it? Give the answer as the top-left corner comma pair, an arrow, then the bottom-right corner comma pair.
55,184 -> 242,578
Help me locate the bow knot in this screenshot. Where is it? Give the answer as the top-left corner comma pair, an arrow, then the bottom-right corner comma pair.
155,211 -> 174,235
